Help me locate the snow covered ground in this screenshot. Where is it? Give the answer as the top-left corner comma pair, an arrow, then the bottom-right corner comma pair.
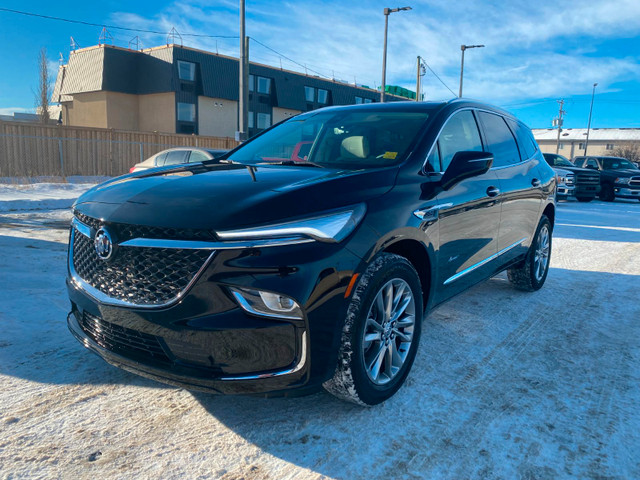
0,185 -> 639,479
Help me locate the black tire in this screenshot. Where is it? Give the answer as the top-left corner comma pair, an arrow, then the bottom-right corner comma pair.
576,196 -> 593,202
323,253 -> 423,406
599,184 -> 615,202
507,215 -> 552,292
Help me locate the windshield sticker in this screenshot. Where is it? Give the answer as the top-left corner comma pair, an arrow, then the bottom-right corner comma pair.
383,152 -> 398,159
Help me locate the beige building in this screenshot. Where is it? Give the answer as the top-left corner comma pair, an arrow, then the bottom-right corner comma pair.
532,128 -> 640,159
53,44 -> 407,138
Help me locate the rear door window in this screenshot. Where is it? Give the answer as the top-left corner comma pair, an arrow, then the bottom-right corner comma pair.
163,150 -> 189,166
188,150 -> 211,163
154,152 -> 168,166
477,112 -> 521,168
506,118 -> 538,160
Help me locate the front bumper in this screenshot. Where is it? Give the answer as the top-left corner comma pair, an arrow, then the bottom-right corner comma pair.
67,229 -> 363,395
614,186 -> 640,199
556,185 -> 575,199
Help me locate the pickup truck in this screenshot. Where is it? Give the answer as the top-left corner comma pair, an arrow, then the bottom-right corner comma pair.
543,153 -> 600,202
573,156 -> 640,202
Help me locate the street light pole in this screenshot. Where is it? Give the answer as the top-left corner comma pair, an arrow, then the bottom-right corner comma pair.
459,44 -> 484,98
238,0 -> 249,142
584,82 -> 598,156
381,6 -> 411,103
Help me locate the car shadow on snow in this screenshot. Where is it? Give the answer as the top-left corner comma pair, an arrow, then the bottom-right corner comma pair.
188,267 -> 640,479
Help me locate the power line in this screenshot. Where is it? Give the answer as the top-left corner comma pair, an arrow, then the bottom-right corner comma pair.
251,38 -> 330,79
0,7 -> 238,38
421,60 -> 457,97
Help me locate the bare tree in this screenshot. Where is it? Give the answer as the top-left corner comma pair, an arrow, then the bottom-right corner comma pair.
611,142 -> 640,164
35,47 -> 51,124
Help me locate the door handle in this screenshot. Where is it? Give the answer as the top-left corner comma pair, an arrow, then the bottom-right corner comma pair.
486,186 -> 500,197
531,178 -> 541,187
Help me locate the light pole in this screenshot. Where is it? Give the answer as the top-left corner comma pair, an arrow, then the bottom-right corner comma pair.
381,6 -> 412,103
584,82 -> 598,156
459,44 -> 484,98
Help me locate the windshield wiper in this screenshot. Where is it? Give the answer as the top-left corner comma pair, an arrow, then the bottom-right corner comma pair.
273,160 -> 324,168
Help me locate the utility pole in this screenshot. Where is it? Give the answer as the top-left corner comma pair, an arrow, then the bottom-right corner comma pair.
555,99 -> 565,154
381,6 -> 412,102
416,56 -> 421,102
584,82 -> 598,156
238,0 -> 249,142
459,44 -> 484,98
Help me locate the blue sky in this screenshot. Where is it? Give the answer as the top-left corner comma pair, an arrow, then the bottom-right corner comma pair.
1,0 -> 639,128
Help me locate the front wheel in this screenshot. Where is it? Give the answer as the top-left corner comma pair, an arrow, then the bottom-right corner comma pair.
323,253 -> 423,406
507,215 -> 552,292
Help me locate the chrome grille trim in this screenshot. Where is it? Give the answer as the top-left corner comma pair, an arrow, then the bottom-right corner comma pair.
69,224 -> 216,309
630,176 -> 640,187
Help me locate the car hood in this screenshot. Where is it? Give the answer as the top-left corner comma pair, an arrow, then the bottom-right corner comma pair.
551,167 -> 574,176
552,166 -> 599,175
74,163 -> 397,230
602,168 -> 640,177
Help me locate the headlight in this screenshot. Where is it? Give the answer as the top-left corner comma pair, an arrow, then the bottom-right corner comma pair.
216,204 -> 366,243
615,177 -> 630,184
557,174 -> 574,185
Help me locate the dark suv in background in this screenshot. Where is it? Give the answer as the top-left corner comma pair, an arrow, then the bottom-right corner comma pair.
573,156 -> 640,201
543,153 -> 600,202
66,100 -> 555,405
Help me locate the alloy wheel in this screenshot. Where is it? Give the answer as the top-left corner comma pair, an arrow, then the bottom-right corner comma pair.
534,224 -> 550,282
361,278 -> 416,385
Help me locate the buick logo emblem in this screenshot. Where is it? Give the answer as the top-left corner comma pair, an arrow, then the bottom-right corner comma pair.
94,228 -> 114,261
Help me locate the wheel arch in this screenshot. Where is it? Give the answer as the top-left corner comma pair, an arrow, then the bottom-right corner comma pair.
382,239 -> 432,311
542,202 -> 555,230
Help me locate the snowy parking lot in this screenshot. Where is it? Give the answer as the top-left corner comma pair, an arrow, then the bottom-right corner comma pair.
1,183 -> 639,479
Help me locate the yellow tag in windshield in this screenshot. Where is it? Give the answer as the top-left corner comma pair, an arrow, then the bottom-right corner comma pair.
383,151 -> 398,159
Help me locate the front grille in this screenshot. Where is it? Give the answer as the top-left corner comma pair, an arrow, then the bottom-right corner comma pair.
630,176 -> 640,187
575,173 -> 600,185
71,215 -> 213,306
80,311 -> 170,363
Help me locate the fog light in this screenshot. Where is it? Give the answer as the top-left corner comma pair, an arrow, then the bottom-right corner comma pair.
229,287 -> 303,320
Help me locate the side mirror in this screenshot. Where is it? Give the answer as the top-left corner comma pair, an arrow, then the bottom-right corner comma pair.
441,151 -> 494,190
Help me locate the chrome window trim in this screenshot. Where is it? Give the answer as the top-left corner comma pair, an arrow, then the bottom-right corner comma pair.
68,226 -> 216,309
220,331 -> 307,381
443,237 -> 527,286
422,107 -> 532,175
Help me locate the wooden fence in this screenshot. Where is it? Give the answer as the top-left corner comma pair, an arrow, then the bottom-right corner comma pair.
0,121 -> 239,180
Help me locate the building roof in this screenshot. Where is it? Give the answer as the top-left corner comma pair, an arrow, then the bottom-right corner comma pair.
532,128 -> 640,142
53,44 -> 406,109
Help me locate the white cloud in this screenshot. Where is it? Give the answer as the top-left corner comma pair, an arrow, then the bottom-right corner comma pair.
108,0 -> 640,104
0,107 -> 33,116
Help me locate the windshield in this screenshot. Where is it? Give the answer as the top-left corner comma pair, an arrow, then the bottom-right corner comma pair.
600,157 -> 638,170
544,154 -> 574,167
227,110 -> 431,169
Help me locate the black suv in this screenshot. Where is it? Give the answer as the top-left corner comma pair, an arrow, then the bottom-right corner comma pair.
573,156 -> 640,201
543,153 -> 600,202
67,100 -> 556,405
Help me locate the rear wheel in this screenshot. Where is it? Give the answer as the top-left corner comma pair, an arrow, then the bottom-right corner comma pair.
507,215 -> 551,292
599,184 -> 615,202
323,253 -> 423,406
576,196 -> 593,202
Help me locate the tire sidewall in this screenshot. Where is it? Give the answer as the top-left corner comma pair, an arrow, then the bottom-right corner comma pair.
348,255 -> 423,405
528,216 -> 552,290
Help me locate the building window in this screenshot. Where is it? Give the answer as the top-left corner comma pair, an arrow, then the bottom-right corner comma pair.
257,113 -> 271,129
579,143 -> 585,150
248,111 -> 254,129
177,102 -> 196,122
177,61 -> 196,81
249,75 -> 255,92
364,98 -> 373,104
317,89 -> 328,104
257,77 -> 271,94
305,86 -> 316,102
558,143 -> 564,150
606,143 -> 614,150
355,96 -> 363,104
